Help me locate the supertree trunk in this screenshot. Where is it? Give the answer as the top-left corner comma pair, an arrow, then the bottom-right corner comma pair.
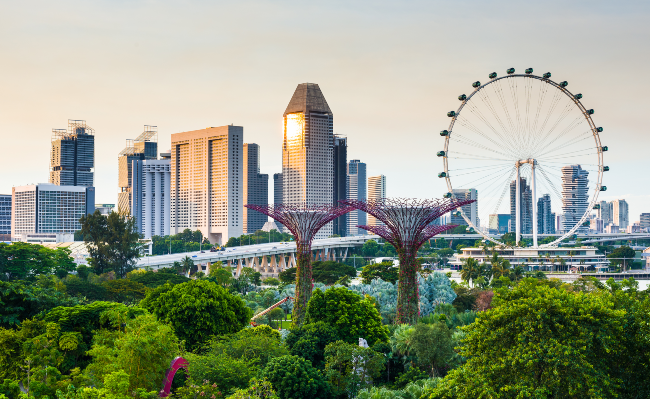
396,248 -> 419,325
292,240 -> 313,327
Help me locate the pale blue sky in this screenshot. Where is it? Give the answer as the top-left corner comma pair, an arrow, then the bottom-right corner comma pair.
0,0 -> 648,221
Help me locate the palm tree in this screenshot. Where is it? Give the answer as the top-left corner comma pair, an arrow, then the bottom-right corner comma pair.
553,256 -> 562,273
512,265 -> 524,281
461,257 -> 480,287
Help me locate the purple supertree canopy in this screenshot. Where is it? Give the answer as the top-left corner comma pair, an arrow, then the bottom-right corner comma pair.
340,197 -> 475,250
244,203 -> 354,248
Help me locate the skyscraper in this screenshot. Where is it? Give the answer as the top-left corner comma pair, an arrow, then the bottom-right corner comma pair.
451,189 -> 478,227
537,194 -> 555,234
612,199 -> 629,230
0,194 -> 11,241
509,178 -> 532,234
282,83 -> 334,238
561,165 -> 589,233
273,173 -> 284,231
50,120 -> 95,187
243,143 -> 269,234
488,214 -> 510,235
347,160 -> 367,236
118,126 -> 158,215
171,125 -> 243,244
333,135 -> 348,237
598,200 -> 613,225
641,213 -> 650,230
132,158 -> 170,239
367,175 -> 386,227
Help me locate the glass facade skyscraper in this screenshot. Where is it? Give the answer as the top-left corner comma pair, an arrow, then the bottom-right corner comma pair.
118,126 -> 158,215
347,160 -> 366,236
561,165 -> 589,233
333,135 -> 348,237
49,120 -> 95,187
243,143 -> 269,234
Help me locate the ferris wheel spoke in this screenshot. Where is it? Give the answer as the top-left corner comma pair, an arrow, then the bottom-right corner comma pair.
494,80 -> 519,147
454,164 -> 515,188
507,79 -> 525,150
477,166 -> 517,215
534,116 -> 587,156
534,89 -> 563,141
449,163 -> 514,176
457,111 -> 518,157
531,102 -> 576,154
475,89 -> 521,154
537,129 -> 594,158
450,134 -> 514,158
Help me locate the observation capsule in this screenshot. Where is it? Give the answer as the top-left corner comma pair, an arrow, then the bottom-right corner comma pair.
507,68 -> 515,74
543,72 -> 552,79
525,68 -> 533,74
601,146 -> 608,152
458,94 -> 467,101
472,81 -> 481,88
575,93 -> 583,99
443,192 -> 452,198
600,186 -> 608,191
438,172 -> 447,178
602,166 -> 610,172
489,72 -> 497,79
559,81 -> 568,88
440,130 -> 449,136
447,111 -> 456,117
593,204 -> 601,210
452,211 -> 461,217
596,127 -> 603,132
587,109 -> 595,115
437,151 -> 446,157
467,227 -> 475,233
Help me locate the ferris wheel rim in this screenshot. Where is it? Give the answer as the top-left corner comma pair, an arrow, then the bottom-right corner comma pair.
442,73 -> 604,249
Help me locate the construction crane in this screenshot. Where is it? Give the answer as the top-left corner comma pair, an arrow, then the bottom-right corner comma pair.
250,296 -> 293,327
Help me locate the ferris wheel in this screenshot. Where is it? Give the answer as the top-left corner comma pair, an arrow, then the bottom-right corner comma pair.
438,68 -> 607,248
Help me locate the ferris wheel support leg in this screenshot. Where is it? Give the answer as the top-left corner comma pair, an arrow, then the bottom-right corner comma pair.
531,160 -> 538,247
516,163 -> 521,245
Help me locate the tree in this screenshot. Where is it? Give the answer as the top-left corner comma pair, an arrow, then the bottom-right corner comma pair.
142,280 -> 252,348
0,243 -> 76,281
323,340 -> 386,398
311,261 -> 357,284
430,279 -> 630,398
608,246 -> 636,271
127,270 -> 190,288
362,240 -> 381,258
460,257 -> 480,286
286,321 -> 341,370
361,261 -> 399,284
79,211 -> 144,277
259,355 -> 329,399
102,279 -> 147,303
180,256 -> 195,275
305,287 -> 389,346
410,322 -> 454,377
0,281 -> 79,328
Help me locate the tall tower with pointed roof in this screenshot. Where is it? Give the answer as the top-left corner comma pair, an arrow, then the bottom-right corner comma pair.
282,83 -> 334,238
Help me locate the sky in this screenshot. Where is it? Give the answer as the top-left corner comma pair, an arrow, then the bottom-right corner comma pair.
0,0 -> 648,222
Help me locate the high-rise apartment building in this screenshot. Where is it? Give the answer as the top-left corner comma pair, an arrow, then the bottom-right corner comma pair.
509,178 -> 532,234
243,143 -> 269,234
273,173 -> 284,231
132,159 -> 171,239
561,165 -> 589,233
347,160 -> 367,236
118,126 -> 158,214
488,214 -> 510,235
367,175 -> 386,227
598,200 -> 613,225
11,183 -> 94,242
333,135 -> 348,237
171,125 -> 243,244
537,194 -> 555,234
451,189 -> 478,227
612,199 -> 629,231
282,83 -> 334,238
641,213 -> 650,230
0,194 -> 11,241
50,120 -> 95,187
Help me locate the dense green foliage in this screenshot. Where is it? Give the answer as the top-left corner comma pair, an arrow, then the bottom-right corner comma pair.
142,279 -> 252,348
259,355 -> 329,399
286,321 -> 340,369
150,228 -> 210,255
361,261 -> 399,284
279,261 -> 357,284
225,229 -> 293,248
0,280 -> 79,328
127,270 -> 190,288
305,287 -> 389,346
0,242 -> 77,281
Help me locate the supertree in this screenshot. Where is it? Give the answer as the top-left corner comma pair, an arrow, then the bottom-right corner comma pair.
340,197 -> 475,325
244,203 -> 354,327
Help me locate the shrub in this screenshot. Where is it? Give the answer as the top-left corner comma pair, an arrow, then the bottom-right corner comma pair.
185,353 -> 256,395
127,270 -> 190,288
305,287 -> 389,346
286,321 -> 340,370
142,280 -> 252,348
323,340 -> 386,397
259,355 -> 329,399
227,377 -> 277,399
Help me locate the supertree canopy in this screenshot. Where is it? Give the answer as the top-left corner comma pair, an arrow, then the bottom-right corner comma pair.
340,197 -> 475,324
244,203 -> 354,327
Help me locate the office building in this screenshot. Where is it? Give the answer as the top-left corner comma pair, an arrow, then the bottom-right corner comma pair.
612,199 -> 629,231
282,83 -> 334,238
347,160 -> 367,236
367,175 -> 386,227
273,173 -> 284,231
0,194 -> 11,241
641,213 -> 650,230
243,143 -> 269,234
488,214 -> 510,235
118,126 -> 158,214
597,200 -> 613,225
510,178 -> 532,234
561,165 -> 589,233
171,125 -> 243,244
537,194 -> 555,234
11,183 -> 94,242
590,218 -> 604,233
332,135 -> 348,237
49,120 -> 95,187
132,159 -> 171,239
451,189 -> 478,227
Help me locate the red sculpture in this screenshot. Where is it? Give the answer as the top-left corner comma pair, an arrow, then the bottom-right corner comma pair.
159,356 -> 189,398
